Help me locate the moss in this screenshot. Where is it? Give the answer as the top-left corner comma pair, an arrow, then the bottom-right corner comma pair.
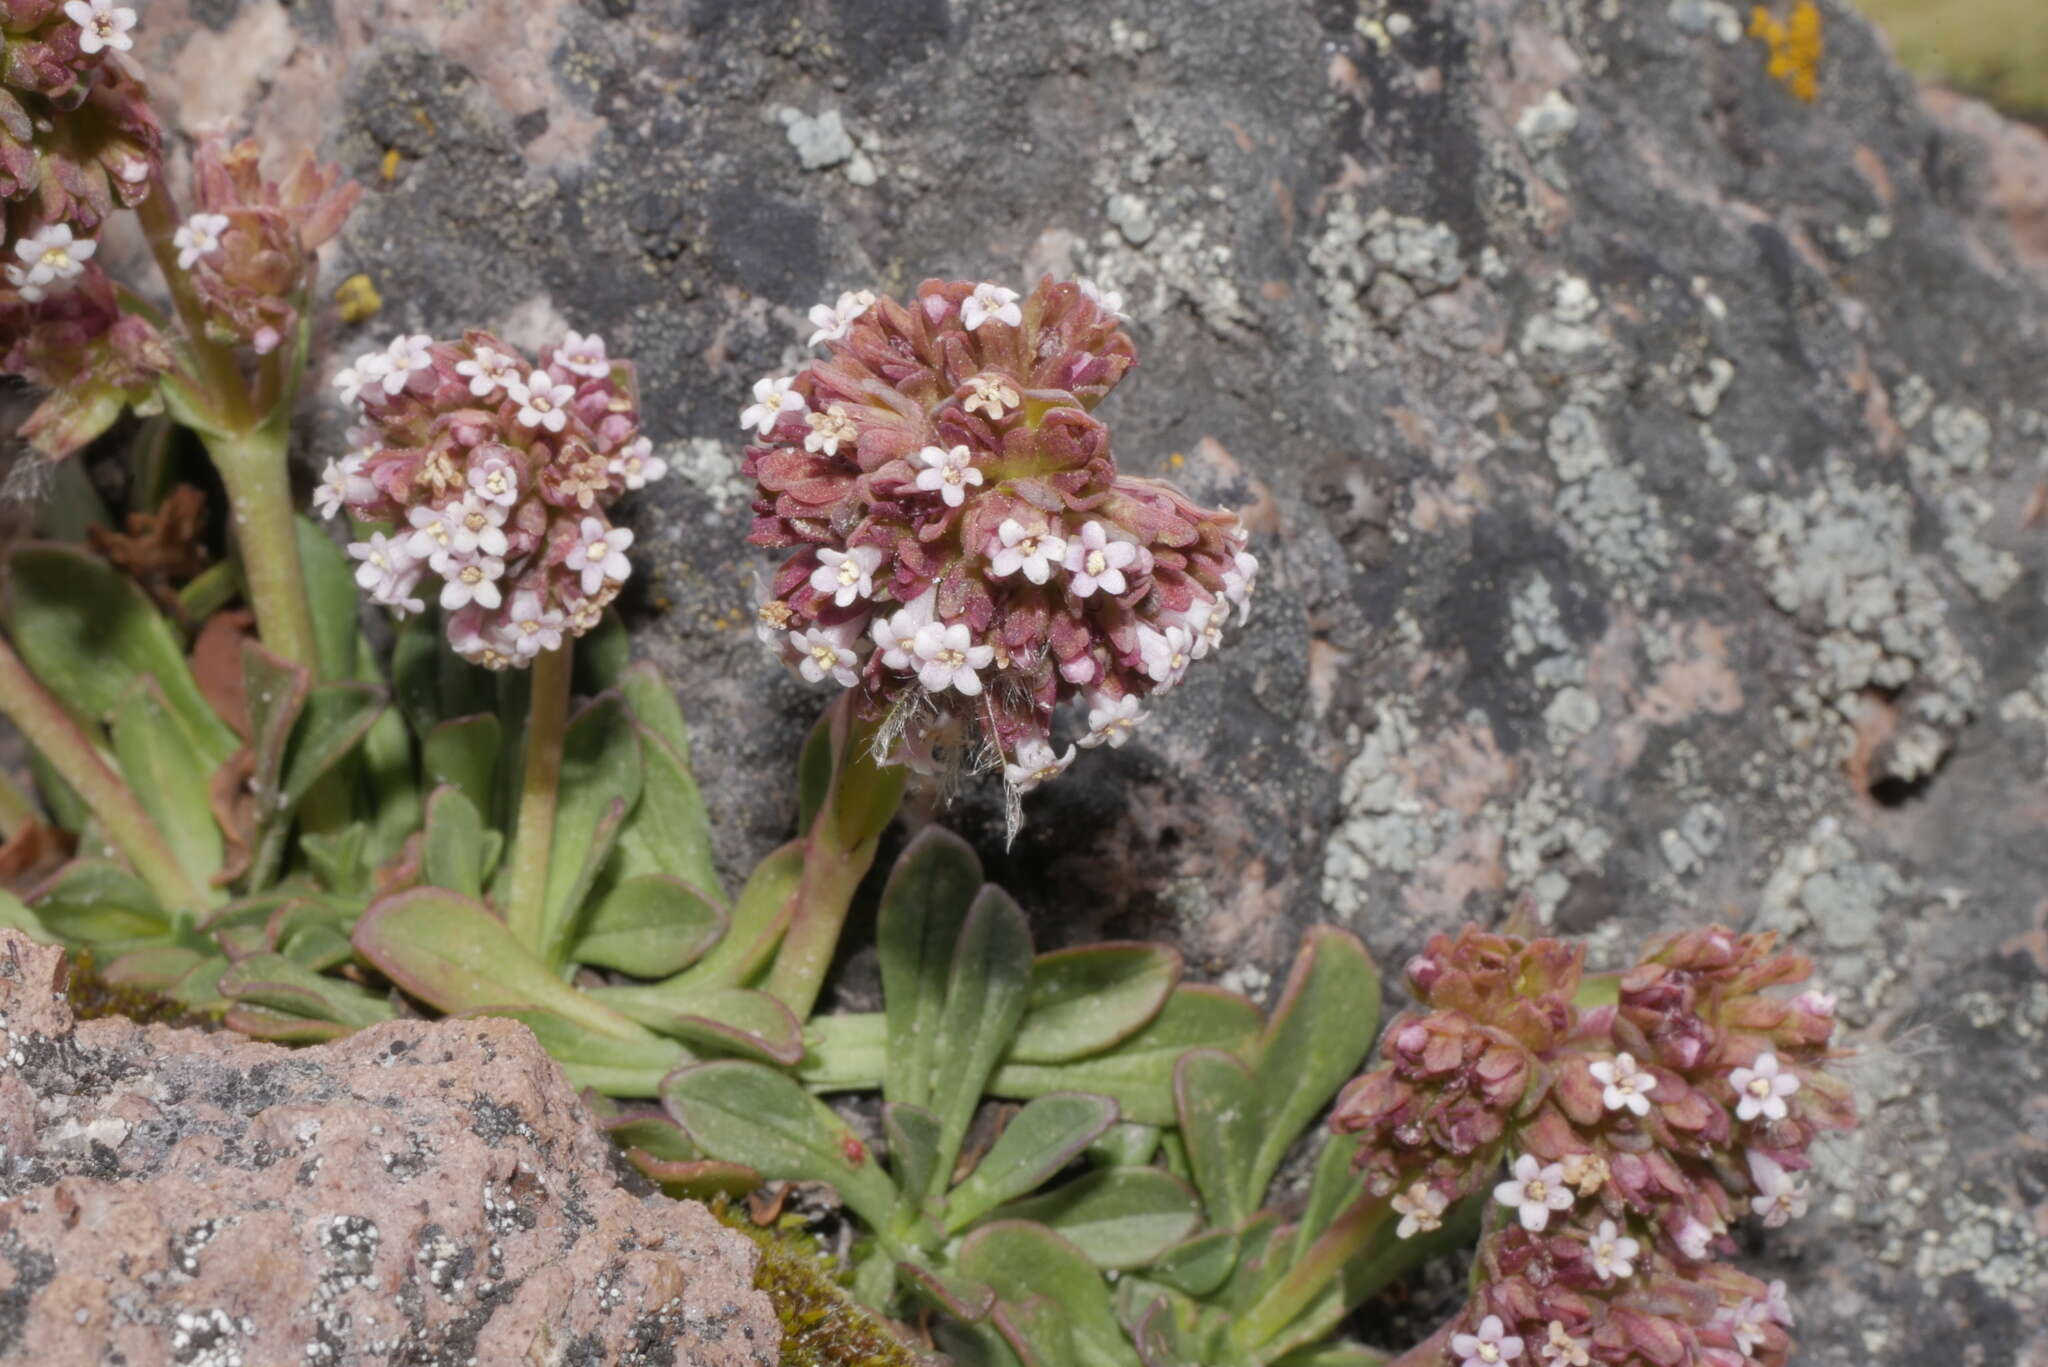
711,1200 -> 927,1367
63,952 -> 209,1028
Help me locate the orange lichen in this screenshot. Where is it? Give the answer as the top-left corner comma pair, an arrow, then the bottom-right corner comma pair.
1750,2 -> 1823,103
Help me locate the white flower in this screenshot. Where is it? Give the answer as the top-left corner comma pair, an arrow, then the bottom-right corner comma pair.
1585,1219 -> 1639,1281
406,499 -> 506,572
1450,1315 -> 1524,1367
313,453 -> 376,520
4,264 -> 47,303
961,282 -> 1022,331
64,0 -> 136,54
1674,1217 -> 1714,1261
348,533 -> 424,612
1536,1322 -> 1589,1367
912,621 -> 994,696
1063,522 -> 1138,598
509,369 -> 574,432
382,334 -> 434,394
1745,1151 -> 1809,1228
456,347 -> 520,399
1717,1299 -> 1772,1357
565,517 -> 634,595
1392,1182 -> 1448,1239
809,545 -> 883,607
1136,623 -> 1193,688
805,405 -> 859,457
1222,547 -> 1259,608
1078,692 -> 1145,750
1004,738 -> 1075,793
988,519 -> 1066,585
753,595 -> 794,650
794,626 -> 861,687
1493,1154 -> 1573,1233
172,213 -> 230,271
740,374 -> 806,436
1729,1052 -> 1800,1123
1187,596 -> 1228,658
1589,1052 -> 1654,1117
1791,987 -> 1837,1017
507,590 -> 566,658
962,373 -> 1021,421
913,444 -> 984,508
440,555 -> 506,611
869,592 -> 934,671
556,329 -> 610,379
1078,277 -> 1127,321
467,449 -> 521,506
607,436 -> 666,490
1762,1279 -> 1795,1327
806,289 -> 875,346
333,350 -> 392,405
12,223 -> 95,287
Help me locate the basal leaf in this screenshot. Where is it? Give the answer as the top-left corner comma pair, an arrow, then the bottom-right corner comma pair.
422,715 -> 502,820
294,517 -> 360,682
955,1222 -> 1140,1367
217,952 -> 395,1029
1146,1226 -> 1241,1298
593,983 -> 803,1066
422,786 -> 492,897
97,944 -> 207,994
109,678 -> 223,895
798,1010 -> 886,1092
997,1168 -> 1203,1271
945,1093 -> 1119,1234
899,1260 -> 995,1323
994,1296 -> 1082,1367
29,859 -> 167,949
299,823 -> 371,896
619,661 -> 693,766
1174,1048 -> 1260,1230
535,695 -> 642,966
662,1059 -> 898,1229
1291,1133 -> 1368,1265
991,987 -> 1263,1127
570,874 -> 725,977
1246,926 -> 1379,1203
926,886 -> 1034,1202
1010,942 -> 1181,1065
1086,1123 -> 1160,1168
617,722 -> 723,903
626,1149 -> 761,1202
280,682 -> 386,807
884,1102 -> 942,1209
1269,1345 -> 1391,1367
876,827 -> 984,1109
674,840 -> 801,991
477,1005 -> 690,1098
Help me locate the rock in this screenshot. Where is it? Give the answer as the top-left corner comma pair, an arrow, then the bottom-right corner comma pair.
121,2 -> 2048,1363
0,933 -> 777,1365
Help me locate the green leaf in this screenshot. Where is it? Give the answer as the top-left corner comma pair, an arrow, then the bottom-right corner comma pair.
569,874 -> 725,977
899,1261 -> 996,1323
477,1006 -> 689,1097
591,1100 -> 700,1163
0,888 -> 51,941
876,827 -> 985,1109
1292,1133 -> 1368,1265
1246,927 -> 1379,1203
299,823 -> 371,896
1217,1210 -> 1285,1313
675,840 -> 801,991
830,723 -> 907,853
798,1010 -> 886,1092
422,715 -> 501,819
994,1297 -> 1082,1367
5,543 -> 237,766
422,786 -> 498,897
1270,1345 -> 1391,1367
358,665 -> 420,866
991,987 -> 1264,1127
616,723 -> 723,902
217,952 -> 395,1029
294,517 -> 360,682
1011,943 -> 1181,1065
1174,1048 -> 1261,1229
662,1060 -> 898,1229
884,1102 -> 942,1208
593,983 -> 804,1066
571,608 -> 630,694
535,695 -> 642,966
1085,1123 -> 1160,1169
926,886 -> 1035,1202
352,887 -> 658,1041
35,454 -> 110,540
97,944 -> 207,994
945,1093 -> 1120,1234
280,682 -> 385,808
626,1150 -> 761,1202
794,708 -> 836,834
1146,1226 -> 1241,1298
619,661 -> 693,766
30,860 -> 167,949
955,1222 -> 1141,1367
998,1168 -> 1203,1271
108,679 -> 223,895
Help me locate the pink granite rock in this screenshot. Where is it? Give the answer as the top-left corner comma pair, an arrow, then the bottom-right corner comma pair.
0,932 -> 778,1366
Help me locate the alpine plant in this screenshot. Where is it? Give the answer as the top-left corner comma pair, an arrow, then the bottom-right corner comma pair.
320,328 -> 664,669
1332,927 -> 1855,1367
743,277 -> 1257,803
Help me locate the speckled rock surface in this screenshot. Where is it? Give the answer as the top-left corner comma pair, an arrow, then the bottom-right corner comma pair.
125,2 -> 2048,1364
0,933 -> 777,1365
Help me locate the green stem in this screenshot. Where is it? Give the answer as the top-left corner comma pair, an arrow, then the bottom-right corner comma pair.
0,765 -> 38,839
0,638 -> 206,913
505,643 -> 573,955
1232,1194 -> 1393,1355
204,426 -> 323,676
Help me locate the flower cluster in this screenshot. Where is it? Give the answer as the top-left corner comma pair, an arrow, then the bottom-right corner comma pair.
174,136 -> 358,353
319,327 -> 663,669
1,0 -> 161,298
743,278 -> 1256,798
1332,927 -> 1854,1366
0,255 -> 167,454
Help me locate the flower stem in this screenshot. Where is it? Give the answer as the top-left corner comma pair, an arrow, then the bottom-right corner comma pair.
0,638 -> 206,914
204,426 -> 324,676
1230,1193 -> 1393,1355
135,176 -> 250,432
505,643 -> 573,956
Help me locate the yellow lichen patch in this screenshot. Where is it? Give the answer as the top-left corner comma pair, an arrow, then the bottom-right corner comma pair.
333,273 -> 383,324
380,147 -> 402,181
1750,1 -> 1823,103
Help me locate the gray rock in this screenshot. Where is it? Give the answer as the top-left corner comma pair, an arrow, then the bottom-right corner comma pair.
130,1 -> 2048,1362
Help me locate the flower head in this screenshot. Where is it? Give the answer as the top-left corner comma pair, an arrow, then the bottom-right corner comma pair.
741,278 -> 1250,808
511,369 -> 574,432
795,625 -> 861,687
1588,1052 -> 1654,1117
13,224 -> 95,289
806,289 -> 876,346
1585,1219 -> 1640,1281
